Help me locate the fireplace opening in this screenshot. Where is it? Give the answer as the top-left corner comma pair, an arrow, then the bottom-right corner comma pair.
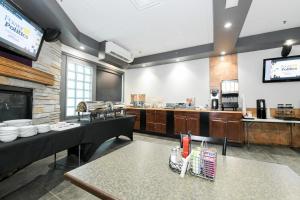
0,85 -> 33,122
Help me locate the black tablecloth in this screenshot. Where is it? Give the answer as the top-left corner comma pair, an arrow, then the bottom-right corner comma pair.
0,116 -> 135,178
69,116 -> 134,161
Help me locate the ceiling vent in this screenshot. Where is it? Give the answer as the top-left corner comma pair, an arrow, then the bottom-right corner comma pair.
225,0 -> 239,9
99,41 -> 134,68
130,0 -> 162,10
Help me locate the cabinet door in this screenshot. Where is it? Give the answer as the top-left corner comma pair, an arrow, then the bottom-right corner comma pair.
154,123 -> 166,134
186,117 -> 200,136
126,110 -> 140,130
155,111 -> 167,124
210,119 -> 226,139
174,115 -> 187,135
226,120 -> 242,143
146,110 -> 155,123
133,120 -> 140,130
146,122 -> 155,132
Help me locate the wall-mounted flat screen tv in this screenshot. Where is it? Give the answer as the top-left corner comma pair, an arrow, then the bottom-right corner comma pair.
263,55 -> 300,83
0,0 -> 44,61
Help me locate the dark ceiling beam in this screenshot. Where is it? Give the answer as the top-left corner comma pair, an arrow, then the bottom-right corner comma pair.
213,0 -> 253,54
129,43 -> 214,68
12,0 -> 100,56
236,27 -> 300,53
127,27 -> 300,68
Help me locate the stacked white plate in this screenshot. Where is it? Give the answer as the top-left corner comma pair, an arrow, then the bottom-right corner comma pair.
18,125 -> 37,138
0,123 -> 6,127
0,127 -> 18,142
3,119 -> 32,127
36,124 -> 51,133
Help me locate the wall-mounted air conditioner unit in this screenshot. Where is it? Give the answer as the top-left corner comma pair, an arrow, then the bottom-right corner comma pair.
104,41 -> 134,63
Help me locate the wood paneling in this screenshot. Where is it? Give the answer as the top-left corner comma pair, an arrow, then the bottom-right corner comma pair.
245,108 -> 300,147
0,56 -> 54,85
209,54 -> 238,90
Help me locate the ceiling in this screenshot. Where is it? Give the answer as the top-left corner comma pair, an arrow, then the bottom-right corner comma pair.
56,0 -> 213,57
15,0 -> 300,68
240,0 -> 300,37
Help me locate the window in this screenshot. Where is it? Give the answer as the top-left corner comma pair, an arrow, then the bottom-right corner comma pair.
66,60 -> 93,116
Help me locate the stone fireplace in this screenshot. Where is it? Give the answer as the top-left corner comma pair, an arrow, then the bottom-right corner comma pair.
0,42 -> 62,124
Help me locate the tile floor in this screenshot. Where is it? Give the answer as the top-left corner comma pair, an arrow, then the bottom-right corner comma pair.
0,132 -> 299,200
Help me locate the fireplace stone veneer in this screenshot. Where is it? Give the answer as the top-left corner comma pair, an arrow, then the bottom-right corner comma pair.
0,42 -> 62,124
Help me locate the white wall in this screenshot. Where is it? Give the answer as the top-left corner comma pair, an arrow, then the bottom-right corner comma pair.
125,45 -> 300,108
238,45 -> 300,108
124,59 -> 210,106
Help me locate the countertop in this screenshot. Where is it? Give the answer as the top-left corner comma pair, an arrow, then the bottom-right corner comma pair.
65,141 -> 300,200
126,107 -> 242,114
242,118 -> 300,124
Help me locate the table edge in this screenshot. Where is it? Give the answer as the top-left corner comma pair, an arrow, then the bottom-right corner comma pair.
64,172 -> 120,200
242,119 -> 300,124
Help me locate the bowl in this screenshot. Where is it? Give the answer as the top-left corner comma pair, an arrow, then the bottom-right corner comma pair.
0,123 -> 6,127
0,127 -> 19,131
36,124 -> 51,133
4,119 -> 32,127
0,133 -> 18,142
19,126 -> 37,137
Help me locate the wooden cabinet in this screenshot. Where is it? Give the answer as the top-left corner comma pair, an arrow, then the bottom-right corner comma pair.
126,109 -> 140,130
146,110 -> 166,134
174,115 -> 187,134
227,120 -> 243,142
174,112 -> 200,135
210,119 -> 226,139
209,112 -> 243,143
187,116 -> 200,135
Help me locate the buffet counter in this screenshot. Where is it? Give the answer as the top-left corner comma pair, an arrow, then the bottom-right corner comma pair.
126,107 -> 244,144
125,107 -> 242,114
0,116 -> 135,179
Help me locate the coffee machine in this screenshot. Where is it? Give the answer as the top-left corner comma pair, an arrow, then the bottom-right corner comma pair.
256,99 -> 266,119
211,89 -> 219,110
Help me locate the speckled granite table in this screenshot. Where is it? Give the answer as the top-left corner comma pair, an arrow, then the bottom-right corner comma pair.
65,141 -> 300,200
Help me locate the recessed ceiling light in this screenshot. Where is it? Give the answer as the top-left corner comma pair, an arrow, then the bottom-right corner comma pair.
221,51 -> 226,55
224,22 -> 232,29
80,46 -> 85,50
285,39 -> 295,46
225,0 -> 239,9
176,58 -> 181,62
142,64 -> 147,67
130,0 -> 162,10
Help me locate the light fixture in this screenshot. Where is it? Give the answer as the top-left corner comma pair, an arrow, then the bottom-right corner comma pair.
224,22 -> 232,29
130,0 -> 162,10
80,46 -> 85,50
225,0 -> 239,9
176,58 -> 181,62
285,39 -> 295,46
221,51 -> 226,56
142,64 -> 147,67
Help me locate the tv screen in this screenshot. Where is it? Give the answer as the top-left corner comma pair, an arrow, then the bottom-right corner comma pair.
263,55 -> 300,83
0,0 -> 44,60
